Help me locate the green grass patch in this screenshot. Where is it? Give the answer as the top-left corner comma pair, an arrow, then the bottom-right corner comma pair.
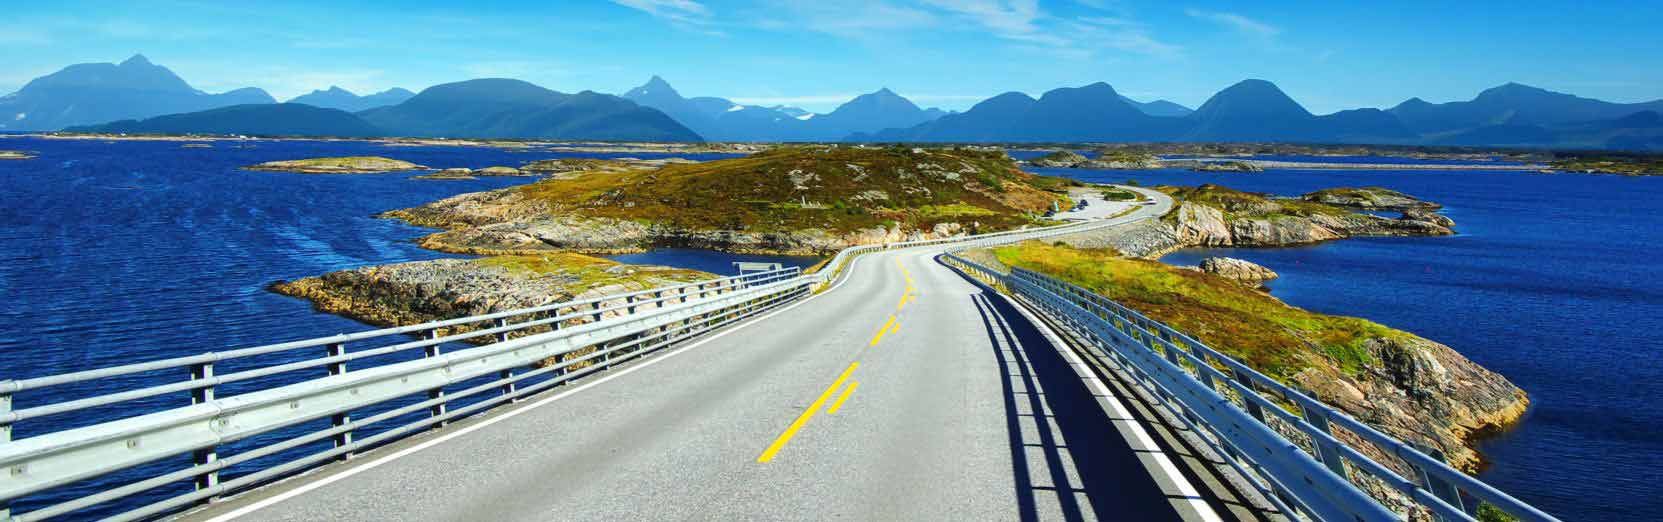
993,242 -> 1395,379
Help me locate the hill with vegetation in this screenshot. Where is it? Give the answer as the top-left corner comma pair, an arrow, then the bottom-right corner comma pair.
986,241 -> 1527,475
385,145 -> 1078,255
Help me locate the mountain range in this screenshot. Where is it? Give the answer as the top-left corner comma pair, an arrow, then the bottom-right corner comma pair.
855,79 -> 1663,151
620,76 -> 951,141
0,55 -> 275,131
286,86 -> 415,112
14,55 -> 1663,150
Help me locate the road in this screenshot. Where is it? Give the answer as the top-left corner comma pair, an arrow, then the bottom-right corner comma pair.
181,187 -> 1199,522
1048,184 -> 1158,221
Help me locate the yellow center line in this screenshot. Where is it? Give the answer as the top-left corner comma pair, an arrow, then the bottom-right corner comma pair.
869,315 -> 897,346
757,362 -> 860,463
826,381 -> 860,414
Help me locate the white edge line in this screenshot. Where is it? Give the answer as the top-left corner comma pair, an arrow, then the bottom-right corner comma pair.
201,260 -> 866,522
989,286 -> 1224,522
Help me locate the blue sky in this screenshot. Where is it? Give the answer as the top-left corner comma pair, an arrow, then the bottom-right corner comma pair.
5,0 -> 1661,113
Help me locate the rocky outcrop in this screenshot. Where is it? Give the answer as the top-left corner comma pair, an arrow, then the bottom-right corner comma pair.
1293,334 -> 1529,474
412,168 -> 478,180
1050,184 -> 1455,258
1025,150 -> 1088,168
408,214 -> 973,256
1078,156 -> 1162,169
1303,187 -> 1443,211
269,254 -> 710,337
1197,257 -> 1278,286
475,166 -> 529,176
245,156 -> 425,173
0,151 -> 36,160
1161,159 -> 1264,172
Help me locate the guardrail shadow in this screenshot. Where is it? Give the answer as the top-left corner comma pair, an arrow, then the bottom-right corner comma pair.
970,291 -> 1177,522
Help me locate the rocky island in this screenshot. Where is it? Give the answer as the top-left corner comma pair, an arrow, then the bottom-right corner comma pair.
0,151 -> 35,160
981,242 -> 1526,477
1055,183 -> 1455,257
383,145 -> 1077,255
245,156 -> 426,173
271,253 -> 710,338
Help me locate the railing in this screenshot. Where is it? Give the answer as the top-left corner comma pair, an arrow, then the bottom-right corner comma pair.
0,268 -> 806,521
0,196 -> 1153,521
941,252 -> 1560,522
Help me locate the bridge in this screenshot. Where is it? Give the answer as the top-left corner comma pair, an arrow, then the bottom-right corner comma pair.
0,187 -> 1557,521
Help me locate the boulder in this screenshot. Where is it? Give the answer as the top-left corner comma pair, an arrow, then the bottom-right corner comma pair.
1198,257 -> 1279,286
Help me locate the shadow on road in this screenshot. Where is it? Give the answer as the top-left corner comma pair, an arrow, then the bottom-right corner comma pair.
970,291 -> 1179,522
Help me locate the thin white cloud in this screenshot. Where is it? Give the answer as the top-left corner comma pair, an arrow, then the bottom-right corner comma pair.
1185,8 -> 1279,38
610,0 -> 713,26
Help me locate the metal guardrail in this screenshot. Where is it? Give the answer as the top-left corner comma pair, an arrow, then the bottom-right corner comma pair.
0,267 -> 807,521
941,252 -> 1560,522
0,204 -> 1135,521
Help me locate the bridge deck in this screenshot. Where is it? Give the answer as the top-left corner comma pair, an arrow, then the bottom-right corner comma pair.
178,240 -> 1224,521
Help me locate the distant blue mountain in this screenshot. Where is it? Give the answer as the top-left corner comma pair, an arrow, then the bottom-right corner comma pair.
1391,83 -> 1663,134
70,103 -> 383,137
360,78 -> 701,141
1120,96 -> 1192,117
854,83 -> 1181,142
0,55 -> 275,131
623,77 -> 944,141
287,86 -> 415,112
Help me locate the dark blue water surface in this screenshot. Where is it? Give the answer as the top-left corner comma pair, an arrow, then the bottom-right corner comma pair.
1032,165 -> 1663,521
605,248 -> 818,274
0,137 -> 752,517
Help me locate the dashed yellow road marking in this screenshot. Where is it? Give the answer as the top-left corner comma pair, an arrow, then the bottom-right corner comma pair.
827,381 -> 860,414
870,315 -> 897,346
757,362 -> 860,463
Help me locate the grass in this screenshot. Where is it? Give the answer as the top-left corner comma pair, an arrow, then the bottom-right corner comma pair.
476,253 -> 707,289
1551,155 -> 1663,176
1100,188 -> 1141,201
510,145 -> 1068,234
992,242 -> 1403,379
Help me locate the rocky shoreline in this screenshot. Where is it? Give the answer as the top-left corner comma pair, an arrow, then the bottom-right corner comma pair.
270,253 -> 711,338
985,242 -> 1527,482
1054,185 -> 1456,258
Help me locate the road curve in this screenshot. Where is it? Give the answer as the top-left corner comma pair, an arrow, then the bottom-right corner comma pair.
179,186 -> 1191,522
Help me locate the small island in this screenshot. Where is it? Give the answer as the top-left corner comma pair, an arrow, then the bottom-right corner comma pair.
245,156 -> 427,174
0,151 -> 36,160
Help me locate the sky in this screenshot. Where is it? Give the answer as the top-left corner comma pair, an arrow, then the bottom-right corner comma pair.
4,0 -> 1661,114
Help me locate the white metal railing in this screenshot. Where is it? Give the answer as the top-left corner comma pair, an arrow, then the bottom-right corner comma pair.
941,252 -> 1560,522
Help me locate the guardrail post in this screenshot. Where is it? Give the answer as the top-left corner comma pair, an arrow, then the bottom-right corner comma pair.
326,342 -> 354,459
591,302 -> 604,322
189,362 -> 219,500
1298,401 -> 1349,480
493,319 -> 517,401
424,329 -> 447,427
1231,368 -> 1268,423
1413,446 -> 1466,520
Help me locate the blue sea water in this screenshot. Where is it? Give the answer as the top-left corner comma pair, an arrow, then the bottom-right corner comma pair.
1030,165 -> 1663,521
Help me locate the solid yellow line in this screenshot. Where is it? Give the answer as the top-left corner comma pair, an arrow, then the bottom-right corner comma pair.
870,315 -> 897,346
827,381 -> 860,414
757,362 -> 860,463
